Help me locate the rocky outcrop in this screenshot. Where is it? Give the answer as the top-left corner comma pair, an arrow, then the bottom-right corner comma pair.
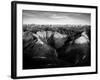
53,32 -> 67,48
23,30 -> 90,69
58,31 -> 90,66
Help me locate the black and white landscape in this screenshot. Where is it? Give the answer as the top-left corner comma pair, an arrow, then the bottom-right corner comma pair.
23,10 -> 91,69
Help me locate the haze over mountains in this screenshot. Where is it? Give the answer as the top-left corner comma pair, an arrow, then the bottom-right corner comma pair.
23,10 -> 91,25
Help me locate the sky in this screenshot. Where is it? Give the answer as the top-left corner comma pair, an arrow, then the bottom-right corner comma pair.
23,10 -> 91,25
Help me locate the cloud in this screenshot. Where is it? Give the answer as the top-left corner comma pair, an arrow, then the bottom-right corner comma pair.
23,10 -> 90,25
50,14 -> 69,19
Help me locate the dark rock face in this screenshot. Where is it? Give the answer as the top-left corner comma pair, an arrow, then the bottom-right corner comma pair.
58,43 -> 90,66
57,32 -> 90,66
23,31 -> 38,49
23,31 -> 58,69
23,31 -> 90,69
